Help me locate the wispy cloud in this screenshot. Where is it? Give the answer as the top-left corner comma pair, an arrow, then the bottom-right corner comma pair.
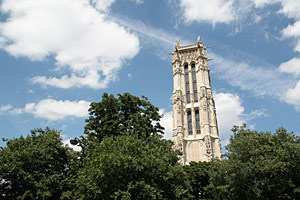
210,52 -> 297,98
112,14 -> 191,47
0,105 -> 12,114
251,0 -> 300,110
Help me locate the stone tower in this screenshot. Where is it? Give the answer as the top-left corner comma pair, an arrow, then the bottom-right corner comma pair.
171,36 -> 221,165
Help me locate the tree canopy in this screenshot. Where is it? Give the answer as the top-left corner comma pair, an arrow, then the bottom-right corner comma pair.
0,127 -> 75,200
210,125 -> 300,200
84,92 -> 164,142
76,92 -> 190,199
76,134 -> 190,199
2,92 -> 300,200
184,161 -> 213,200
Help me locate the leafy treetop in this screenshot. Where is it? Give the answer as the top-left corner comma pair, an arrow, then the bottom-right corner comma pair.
0,127 -> 75,200
75,134 -> 190,200
210,124 -> 300,200
84,92 -> 164,142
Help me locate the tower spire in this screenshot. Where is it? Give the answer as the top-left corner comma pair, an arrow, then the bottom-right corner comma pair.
171,36 -> 221,165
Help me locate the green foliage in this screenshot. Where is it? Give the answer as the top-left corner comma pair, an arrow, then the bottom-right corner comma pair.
184,161 -> 213,200
210,125 -> 300,200
76,134 -> 190,200
75,93 -> 191,199
6,92 -> 300,200
0,127 -> 75,200
84,92 -> 164,143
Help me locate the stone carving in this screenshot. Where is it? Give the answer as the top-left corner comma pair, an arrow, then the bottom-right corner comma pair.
173,52 -> 180,63
207,89 -> 217,126
197,36 -> 201,44
173,90 -> 182,104
175,41 -> 180,50
173,90 -> 183,126
177,133 -> 183,152
174,66 -> 182,75
173,129 -> 177,137
200,87 -> 206,99
207,89 -> 212,100
204,135 -> 212,161
177,126 -> 182,133
179,50 -> 197,62
202,98 -> 207,111
176,101 -> 181,115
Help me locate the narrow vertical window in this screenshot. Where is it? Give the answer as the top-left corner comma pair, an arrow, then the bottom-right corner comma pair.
187,111 -> 193,135
192,64 -> 198,102
185,65 -> 190,103
195,110 -> 201,134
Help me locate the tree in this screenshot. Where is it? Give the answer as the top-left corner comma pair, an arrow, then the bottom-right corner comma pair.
184,161 -> 213,200
72,92 -> 191,199
210,125 -> 300,200
0,127 -> 75,200
75,134 -> 191,199
84,92 -> 164,143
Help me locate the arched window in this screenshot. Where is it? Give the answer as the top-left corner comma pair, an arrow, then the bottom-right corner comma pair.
184,65 -> 190,103
187,110 -> 193,135
191,64 -> 198,102
195,110 -> 201,134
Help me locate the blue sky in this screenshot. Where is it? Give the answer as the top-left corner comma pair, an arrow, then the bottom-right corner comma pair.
1,0 -> 300,148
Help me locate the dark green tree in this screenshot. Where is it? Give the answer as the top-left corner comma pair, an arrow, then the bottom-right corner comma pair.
184,161 -> 213,200
210,124 -> 300,200
75,134 -> 190,200
0,127 -> 75,200
84,92 -> 164,143
74,92 -> 191,199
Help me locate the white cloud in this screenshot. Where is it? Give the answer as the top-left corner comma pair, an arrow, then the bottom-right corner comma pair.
214,92 -> 266,146
92,0 -> 116,11
32,69 -> 110,89
243,109 -> 268,121
253,0 -> 300,19
214,93 -> 245,144
284,81 -> 300,111
210,52 -> 295,98
251,0 -> 300,112
279,57 -> 300,76
0,0 -> 139,89
0,105 -> 12,113
282,21 -> 300,38
253,0 -> 276,7
92,0 -> 142,11
62,139 -> 82,151
132,0 -> 144,4
160,109 -> 173,140
11,99 -> 91,120
180,0 -> 236,24
253,0 -> 300,52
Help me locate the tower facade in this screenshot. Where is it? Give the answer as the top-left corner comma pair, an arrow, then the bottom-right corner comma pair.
171,36 -> 221,165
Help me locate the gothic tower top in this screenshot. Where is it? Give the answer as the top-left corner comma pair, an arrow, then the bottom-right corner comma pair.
171,36 -> 221,165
